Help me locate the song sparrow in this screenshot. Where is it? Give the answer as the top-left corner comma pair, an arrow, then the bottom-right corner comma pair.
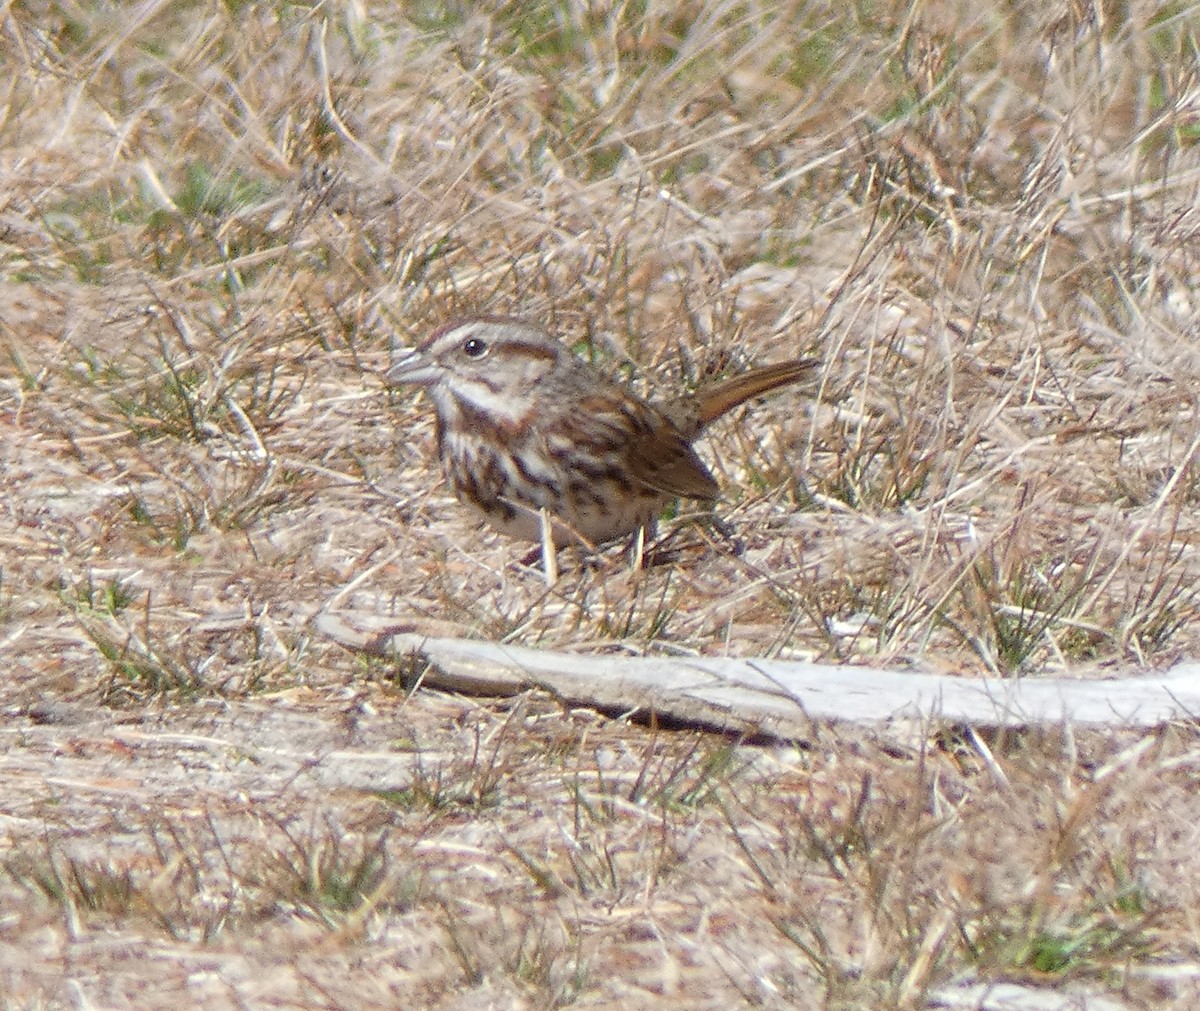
387,316 -> 817,548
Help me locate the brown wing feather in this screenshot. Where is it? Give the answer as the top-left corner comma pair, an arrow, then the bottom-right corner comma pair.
560,391 -> 720,502
625,406 -> 720,501
630,358 -> 817,497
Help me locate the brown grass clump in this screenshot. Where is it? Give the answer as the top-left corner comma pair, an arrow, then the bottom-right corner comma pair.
3,1 -> 1200,1007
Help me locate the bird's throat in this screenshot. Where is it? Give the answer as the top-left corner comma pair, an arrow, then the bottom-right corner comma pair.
436,380 -> 534,438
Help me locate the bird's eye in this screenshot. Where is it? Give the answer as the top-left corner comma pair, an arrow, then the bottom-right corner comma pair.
462,337 -> 488,358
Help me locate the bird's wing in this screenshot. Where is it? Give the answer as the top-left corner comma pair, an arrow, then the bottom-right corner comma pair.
619,399 -> 720,500
627,421 -> 720,500
561,392 -> 720,501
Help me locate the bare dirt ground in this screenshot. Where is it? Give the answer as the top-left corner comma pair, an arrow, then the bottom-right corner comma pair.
3,2 -> 1200,1007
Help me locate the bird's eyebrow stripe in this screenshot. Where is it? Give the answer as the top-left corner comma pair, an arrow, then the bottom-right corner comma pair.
500,340 -> 559,363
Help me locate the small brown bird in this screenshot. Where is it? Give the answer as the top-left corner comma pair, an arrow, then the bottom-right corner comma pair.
387,316 -> 816,551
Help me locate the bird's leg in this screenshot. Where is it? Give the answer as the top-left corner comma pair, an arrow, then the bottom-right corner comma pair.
538,506 -> 559,585
629,524 -> 646,572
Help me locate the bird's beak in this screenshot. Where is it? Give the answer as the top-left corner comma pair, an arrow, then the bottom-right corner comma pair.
386,350 -> 439,387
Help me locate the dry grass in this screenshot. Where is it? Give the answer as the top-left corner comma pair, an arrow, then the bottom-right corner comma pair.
3,0 -> 1200,1007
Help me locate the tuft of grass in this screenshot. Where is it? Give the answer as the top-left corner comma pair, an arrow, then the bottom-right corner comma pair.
965,885 -> 1163,981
